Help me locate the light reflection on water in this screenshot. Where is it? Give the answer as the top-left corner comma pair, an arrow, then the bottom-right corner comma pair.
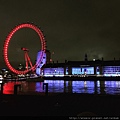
1,80 -> 120,95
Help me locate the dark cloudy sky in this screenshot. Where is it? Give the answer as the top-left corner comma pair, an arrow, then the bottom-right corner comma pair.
0,0 -> 120,68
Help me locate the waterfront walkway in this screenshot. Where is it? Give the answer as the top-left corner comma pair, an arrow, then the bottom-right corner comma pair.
0,93 -> 120,116
43,75 -> 120,81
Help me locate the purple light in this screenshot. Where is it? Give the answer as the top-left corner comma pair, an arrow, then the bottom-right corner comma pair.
43,68 -> 64,77
36,50 -> 46,75
103,66 -> 120,76
72,67 -> 94,75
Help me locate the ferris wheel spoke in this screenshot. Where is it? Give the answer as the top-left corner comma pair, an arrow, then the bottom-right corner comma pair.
25,52 -> 29,70
26,53 -> 33,69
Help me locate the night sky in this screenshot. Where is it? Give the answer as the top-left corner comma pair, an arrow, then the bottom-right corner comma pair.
0,0 -> 120,68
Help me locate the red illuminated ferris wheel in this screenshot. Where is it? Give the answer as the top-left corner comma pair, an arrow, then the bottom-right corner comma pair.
3,23 -> 46,75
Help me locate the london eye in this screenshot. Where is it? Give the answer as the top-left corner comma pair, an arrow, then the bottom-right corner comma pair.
3,23 -> 46,75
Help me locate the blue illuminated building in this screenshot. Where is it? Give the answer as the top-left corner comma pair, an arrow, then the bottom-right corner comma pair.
37,60 -> 120,77
36,50 -> 46,75
35,51 -> 120,77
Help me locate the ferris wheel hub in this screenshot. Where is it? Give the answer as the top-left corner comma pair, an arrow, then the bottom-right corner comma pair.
21,47 -> 29,51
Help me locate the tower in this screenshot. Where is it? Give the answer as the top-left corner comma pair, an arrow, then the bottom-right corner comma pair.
36,50 -> 46,76
46,50 -> 51,64
84,53 -> 88,61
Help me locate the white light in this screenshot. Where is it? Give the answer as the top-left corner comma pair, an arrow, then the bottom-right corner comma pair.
44,74 -> 53,77
0,81 -> 3,83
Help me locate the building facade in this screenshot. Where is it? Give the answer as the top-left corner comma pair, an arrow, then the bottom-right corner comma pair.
39,60 -> 120,77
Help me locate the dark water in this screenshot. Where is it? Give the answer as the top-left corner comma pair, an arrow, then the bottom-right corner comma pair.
1,80 -> 120,95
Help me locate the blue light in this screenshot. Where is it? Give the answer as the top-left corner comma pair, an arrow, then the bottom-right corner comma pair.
72,67 -> 94,75
43,68 -> 64,77
103,66 -> 120,76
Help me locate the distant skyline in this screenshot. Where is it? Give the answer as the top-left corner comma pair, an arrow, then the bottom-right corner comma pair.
1,0 -> 120,69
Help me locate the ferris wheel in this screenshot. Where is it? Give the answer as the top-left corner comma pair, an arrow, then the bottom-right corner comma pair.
3,23 -> 46,75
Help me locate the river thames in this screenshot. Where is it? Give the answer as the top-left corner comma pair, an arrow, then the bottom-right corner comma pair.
1,80 -> 120,95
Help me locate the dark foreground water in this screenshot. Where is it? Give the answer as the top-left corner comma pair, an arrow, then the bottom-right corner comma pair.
1,80 -> 120,95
